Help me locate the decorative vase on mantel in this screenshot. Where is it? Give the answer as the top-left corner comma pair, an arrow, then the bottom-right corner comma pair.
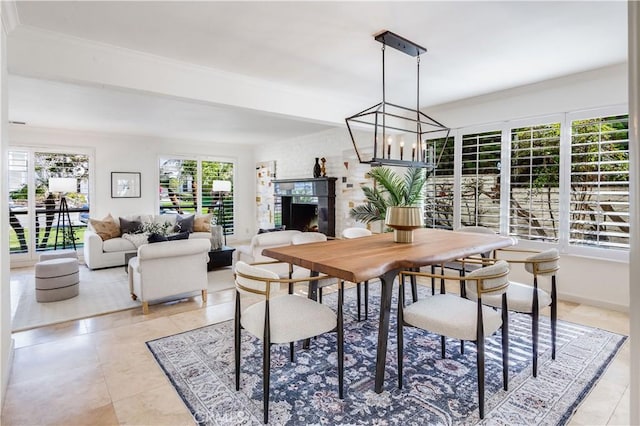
385,206 -> 423,243
313,157 -> 321,178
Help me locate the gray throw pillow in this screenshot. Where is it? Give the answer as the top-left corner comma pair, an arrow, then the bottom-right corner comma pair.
120,217 -> 143,234
173,214 -> 194,233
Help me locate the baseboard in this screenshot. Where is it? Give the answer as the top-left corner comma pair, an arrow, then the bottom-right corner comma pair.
559,291 -> 629,313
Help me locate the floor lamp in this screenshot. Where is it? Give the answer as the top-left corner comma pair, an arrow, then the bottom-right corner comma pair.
212,180 -> 231,246
49,177 -> 77,251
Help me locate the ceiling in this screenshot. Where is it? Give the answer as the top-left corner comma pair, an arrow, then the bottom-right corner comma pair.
7,1 -> 628,144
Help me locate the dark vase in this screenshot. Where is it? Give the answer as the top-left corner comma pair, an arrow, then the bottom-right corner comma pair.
313,157 -> 321,178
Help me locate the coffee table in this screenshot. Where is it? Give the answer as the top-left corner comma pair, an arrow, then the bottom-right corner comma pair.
208,245 -> 235,271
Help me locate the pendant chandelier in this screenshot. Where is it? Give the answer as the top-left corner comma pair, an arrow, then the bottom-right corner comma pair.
345,30 -> 450,169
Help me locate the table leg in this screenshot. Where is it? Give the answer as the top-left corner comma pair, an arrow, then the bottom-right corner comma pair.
375,269 -> 399,393
303,270 -> 320,349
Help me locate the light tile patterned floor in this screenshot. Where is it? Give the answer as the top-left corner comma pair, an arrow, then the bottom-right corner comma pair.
0,268 -> 630,425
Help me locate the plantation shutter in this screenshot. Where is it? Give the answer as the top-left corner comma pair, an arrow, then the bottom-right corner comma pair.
424,137 -> 455,229
509,123 -> 560,242
460,130 -> 501,231
570,115 -> 629,249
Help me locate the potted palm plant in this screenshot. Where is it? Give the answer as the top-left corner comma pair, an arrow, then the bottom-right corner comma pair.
350,167 -> 426,241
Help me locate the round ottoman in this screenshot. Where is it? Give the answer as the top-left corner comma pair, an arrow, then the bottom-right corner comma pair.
39,249 -> 78,262
35,258 -> 80,302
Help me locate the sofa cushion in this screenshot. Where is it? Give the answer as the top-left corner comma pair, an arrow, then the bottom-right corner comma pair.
89,214 -> 121,241
174,214 -> 195,233
194,214 -> 212,232
120,217 -> 143,234
103,237 -> 136,253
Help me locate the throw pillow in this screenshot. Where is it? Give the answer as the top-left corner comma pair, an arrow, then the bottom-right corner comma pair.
89,214 -> 121,241
148,233 -> 169,244
122,232 -> 150,248
258,226 -> 286,234
167,231 -> 190,241
173,214 -> 195,233
193,213 -> 213,232
120,217 -> 143,234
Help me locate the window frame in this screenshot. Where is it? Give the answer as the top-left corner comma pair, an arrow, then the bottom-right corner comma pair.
157,154 -> 237,236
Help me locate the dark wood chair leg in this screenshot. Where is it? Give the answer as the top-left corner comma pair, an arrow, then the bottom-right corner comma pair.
477,298 -> 486,419
460,340 -> 465,354
234,290 -> 241,391
502,293 -> 509,390
263,301 -> 271,424
338,284 -> 344,398
410,271 -> 417,303
430,265 -> 436,295
551,275 -> 557,360
532,277 -> 540,378
319,287 -> 323,304
289,342 -> 295,363
441,335 -> 446,358
397,278 -> 405,389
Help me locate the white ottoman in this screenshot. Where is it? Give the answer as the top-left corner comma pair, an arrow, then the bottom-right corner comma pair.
35,258 -> 80,302
39,249 -> 78,262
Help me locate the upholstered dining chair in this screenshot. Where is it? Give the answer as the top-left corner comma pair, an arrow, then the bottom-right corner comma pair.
398,260 -> 511,419
234,261 -> 344,424
290,232 -> 336,300
342,227 -> 372,321
467,247 -> 559,378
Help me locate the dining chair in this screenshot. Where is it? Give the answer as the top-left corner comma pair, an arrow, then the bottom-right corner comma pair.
342,227 -> 372,321
234,261 -> 344,424
290,232 -> 336,301
467,247 -> 559,377
398,260 -> 511,419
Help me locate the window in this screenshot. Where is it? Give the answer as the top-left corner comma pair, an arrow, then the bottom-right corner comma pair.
424,137 -> 455,229
460,130 -> 502,231
159,158 -> 235,235
569,115 -> 629,249
8,149 -> 90,256
509,123 -> 560,242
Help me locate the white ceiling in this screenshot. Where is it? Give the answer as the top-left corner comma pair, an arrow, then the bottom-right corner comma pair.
8,1 -> 629,144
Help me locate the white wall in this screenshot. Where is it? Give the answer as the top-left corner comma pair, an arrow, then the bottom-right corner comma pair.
256,65 -> 630,311
8,125 -> 257,244
0,6 -> 13,409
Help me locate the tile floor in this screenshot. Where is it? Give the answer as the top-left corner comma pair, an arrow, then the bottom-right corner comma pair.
0,269 -> 630,425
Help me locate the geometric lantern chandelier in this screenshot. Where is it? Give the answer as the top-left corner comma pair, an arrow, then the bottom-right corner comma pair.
345,30 -> 451,169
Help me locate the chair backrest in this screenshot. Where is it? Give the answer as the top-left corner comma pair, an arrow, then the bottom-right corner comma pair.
292,232 -> 327,245
524,248 -> 559,276
456,225 -> 496,235
342,227 -> 372,239
455,225 -> 496,257
465,260 -> 510,296
235,261 -> 281,297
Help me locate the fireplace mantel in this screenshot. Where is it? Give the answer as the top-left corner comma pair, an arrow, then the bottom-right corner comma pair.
273,177 -> 337,237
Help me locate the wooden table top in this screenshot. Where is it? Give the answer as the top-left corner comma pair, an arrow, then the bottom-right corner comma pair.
262,228 -> 516,283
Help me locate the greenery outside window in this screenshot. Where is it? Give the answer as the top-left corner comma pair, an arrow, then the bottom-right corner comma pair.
509,123 -> 561,242
159,158 -> 235,235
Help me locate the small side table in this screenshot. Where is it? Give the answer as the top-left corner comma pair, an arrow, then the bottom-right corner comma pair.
208,246 -> 235,271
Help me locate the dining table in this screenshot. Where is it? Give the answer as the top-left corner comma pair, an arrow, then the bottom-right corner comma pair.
262,227 -> 516,393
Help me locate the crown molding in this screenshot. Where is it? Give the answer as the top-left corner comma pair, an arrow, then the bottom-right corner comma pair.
1,1 -> 20,35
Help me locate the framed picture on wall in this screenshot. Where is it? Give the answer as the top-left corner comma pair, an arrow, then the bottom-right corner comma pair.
111,172 -> 141,198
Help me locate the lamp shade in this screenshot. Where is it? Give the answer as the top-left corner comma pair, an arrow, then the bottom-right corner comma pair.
49,177 -> 76,193
211,180 -> 232,193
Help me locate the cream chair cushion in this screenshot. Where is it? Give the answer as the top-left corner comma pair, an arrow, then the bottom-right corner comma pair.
470,282 -> 552,313
404,294 -> 503,341
235,261 -> 336,344
342,227 -> 372,239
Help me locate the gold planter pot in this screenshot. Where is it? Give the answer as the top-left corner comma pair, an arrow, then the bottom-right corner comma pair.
384,206 -> 423,243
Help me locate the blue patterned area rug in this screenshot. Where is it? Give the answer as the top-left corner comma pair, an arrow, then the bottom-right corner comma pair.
147,285 -> 626,425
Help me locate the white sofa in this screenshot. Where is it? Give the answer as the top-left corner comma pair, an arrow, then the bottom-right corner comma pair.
235,230 -> 302,278
83,214 -> 213,269
128,238 -> 211,314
